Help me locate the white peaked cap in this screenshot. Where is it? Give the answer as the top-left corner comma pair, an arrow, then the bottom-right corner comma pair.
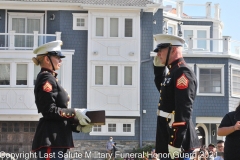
33,40 -> 63,56
153,34 -> 185,46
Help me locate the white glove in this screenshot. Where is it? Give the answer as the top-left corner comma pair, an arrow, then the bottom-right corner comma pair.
153,56 -> 164,66
75,108 -> 91,125
168,145 -> 181,159
76,125 -> 93,133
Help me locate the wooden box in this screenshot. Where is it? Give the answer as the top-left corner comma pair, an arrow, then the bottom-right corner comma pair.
86,110 -> 105,125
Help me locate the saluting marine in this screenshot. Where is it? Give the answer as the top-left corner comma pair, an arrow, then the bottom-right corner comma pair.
32,41 -> 92,160
153,34 -> 200,160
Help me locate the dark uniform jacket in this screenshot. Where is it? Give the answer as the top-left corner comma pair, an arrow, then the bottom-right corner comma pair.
32,68 -> 79,151
154,58 -> 200,153
219,110 -> 240,160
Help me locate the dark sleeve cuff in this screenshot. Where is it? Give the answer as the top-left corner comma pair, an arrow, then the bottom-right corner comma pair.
60,108 -> 75,118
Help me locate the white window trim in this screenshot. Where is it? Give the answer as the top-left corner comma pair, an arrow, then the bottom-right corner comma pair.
196,64 -> 225,96
0,60 -> 34,88
164,18 -> 178,36
90,118 -> 135,136
230,64 -> 240,98
92,61 -> 136,87
72,13 -> 88,30
108,17 -> 120,38
8,12 -> 44,34
181,25 -> 210,51
92,13 -> 136,39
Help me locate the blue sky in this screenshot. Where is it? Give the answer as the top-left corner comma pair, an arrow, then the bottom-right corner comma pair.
171,0 -> 240,42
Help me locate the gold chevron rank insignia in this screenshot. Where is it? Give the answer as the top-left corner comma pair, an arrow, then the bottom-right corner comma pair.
176,74 -> 189,89
43,81 -> 52,92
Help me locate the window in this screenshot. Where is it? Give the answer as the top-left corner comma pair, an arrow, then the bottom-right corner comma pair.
24,122 -> 37,132
163,18 -> 178,35
96,18 -> 104,36
77,18 -> 85,27
8,12 -> 44,48
168,26 -> 173,35
184,29 -> 208,49
231,66 -> 240,97
123,124 -> 131,132
125,19 -> 133,37
124,66 -> 132,85
110,66 -> 118,85
95,66 -> 103,85
93,64 -> 134,86
0,64 -> 10,85
16,64 -> 27,85
0,62 -> 29,87
90,119 -> 135,136
110,18 -> 118,37
196,64 -> 224,96
93,125 -> 101,132
182,25 -> 210,51
1,122 -> 19,132
108,124 -> 116,132
72,13 -> 88,30
93,15 -> 135,38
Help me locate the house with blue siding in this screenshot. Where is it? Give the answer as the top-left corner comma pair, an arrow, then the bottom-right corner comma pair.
0,0 -> 239,158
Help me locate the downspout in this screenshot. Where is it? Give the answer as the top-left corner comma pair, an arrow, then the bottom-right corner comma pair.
139,8 -> 153,148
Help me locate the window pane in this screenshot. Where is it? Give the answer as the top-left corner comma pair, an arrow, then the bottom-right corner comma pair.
24,122 -> 29,132
199,68 -> 221,93
197,30 -> 207,50
168,26 -> 173,35
12,18 -> 25,47
14,122 -> 19,132
93,125 -> 101,132
30,122 -> 37,132
2,123 -> 7,132
125,19 -> 132,37
16,64 -> 27,85
184,30 -> 193,48
124,66 -> 132,85
232,69 -> 240,95
110,18 -> 118,37
96,18 -> 104,36
27,19 -> 40,47
0,64 -> 10,85
108,124 -> 116,132
123,124 -> 131,132
110,66 -> 118,85
95,66 -> 103,85
77,18 -> 85,26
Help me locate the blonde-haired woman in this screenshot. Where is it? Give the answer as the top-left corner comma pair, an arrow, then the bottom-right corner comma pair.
31,41 -> 92,160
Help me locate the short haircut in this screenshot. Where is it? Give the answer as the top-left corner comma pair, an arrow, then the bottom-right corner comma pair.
217,140 -> 224,144
208,143 -> 215,147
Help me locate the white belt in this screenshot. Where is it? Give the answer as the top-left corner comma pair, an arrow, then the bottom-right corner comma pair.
157,109 -> 171,119
157,109 -> 175,127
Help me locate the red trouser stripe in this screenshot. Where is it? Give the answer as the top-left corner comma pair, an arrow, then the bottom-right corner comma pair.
46,147 -> 51,160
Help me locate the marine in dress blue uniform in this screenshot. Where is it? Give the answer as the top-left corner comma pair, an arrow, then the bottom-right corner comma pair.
31,41 -> 92,160
153,34 -> 200,160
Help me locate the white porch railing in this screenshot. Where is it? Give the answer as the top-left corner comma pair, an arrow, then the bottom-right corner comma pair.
152,0 -> 221,20
0,31 -> 61,50
151,36 -> 240,56
185,36 -> 240,55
